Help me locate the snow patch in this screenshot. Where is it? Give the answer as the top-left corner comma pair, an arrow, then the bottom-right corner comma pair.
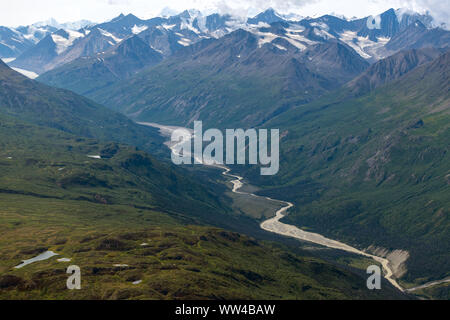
286,32 -> 317,45
256,32 -> 278,47
1,57 -> 16,63
255,28 -> 316,51
310,22 -> 329,31
177,38 -> 192,46
0,41 -> 15,50
132,25 -> 148,34
313,27 -> 335,40
339,31 -> 371,58
273,43 -> 287,51
11,67 -> 39,79
285,25 -> 306,33
97,28 -> 122,43
339,31 -> 389,60
162,24 -> 176,30
51,30 -> 84,54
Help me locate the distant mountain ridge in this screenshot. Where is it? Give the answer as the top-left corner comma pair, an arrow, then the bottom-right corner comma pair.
31,18 -> 94,31
5,7 -> 449,75
28,7 -> 449,132
0,24 -> 57,58
38,35 -> 163,94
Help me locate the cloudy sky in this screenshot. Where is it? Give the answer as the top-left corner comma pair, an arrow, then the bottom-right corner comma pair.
2,0 -> 448,27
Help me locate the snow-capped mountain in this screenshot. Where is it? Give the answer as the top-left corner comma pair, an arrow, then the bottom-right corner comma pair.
0,24 -> 57,59
9,26 -> 126,73
7,7 -> 450,75
247,8 -> 287,25
0,20 -> 92,59
15,25 -> 58,44
38,35 -> 164,95
0,27 -> 33,58
32,18 -> 94,30
298,8 -> 439,61
9,28 -> 89,73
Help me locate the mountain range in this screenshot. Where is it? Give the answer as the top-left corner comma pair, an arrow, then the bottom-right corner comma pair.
3,7 -> 448,76
26,8 -> 447,130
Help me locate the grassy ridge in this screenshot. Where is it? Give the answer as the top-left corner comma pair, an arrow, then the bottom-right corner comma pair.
0,60 -> 164,155
0,214 -> 403,300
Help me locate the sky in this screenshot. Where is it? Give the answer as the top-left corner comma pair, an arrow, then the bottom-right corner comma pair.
2,0 -> 449,28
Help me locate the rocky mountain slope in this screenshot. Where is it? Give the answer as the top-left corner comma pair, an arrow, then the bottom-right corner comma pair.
37,36 -> 163,95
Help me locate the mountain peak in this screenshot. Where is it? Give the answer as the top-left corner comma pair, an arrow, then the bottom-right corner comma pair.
159,7 -> 179,18
248,7 -> 284,25
173,9 -> 203,20
177,10 -> 192,19
113,13 -> 142,24
111,13 -> 125,22
32,18 -> 60,28
259,7 -> 280,17
264,7 -> 276,14
54,29 -> 70,38
124,13 -> 139,20
382,8 -> 397,16
108,13 -> 142,24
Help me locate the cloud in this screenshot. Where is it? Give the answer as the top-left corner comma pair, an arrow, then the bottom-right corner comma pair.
213,0 -> 319,17
0,0 -> 448,28
402,0 -> 449,27
107,0 -> 131,5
